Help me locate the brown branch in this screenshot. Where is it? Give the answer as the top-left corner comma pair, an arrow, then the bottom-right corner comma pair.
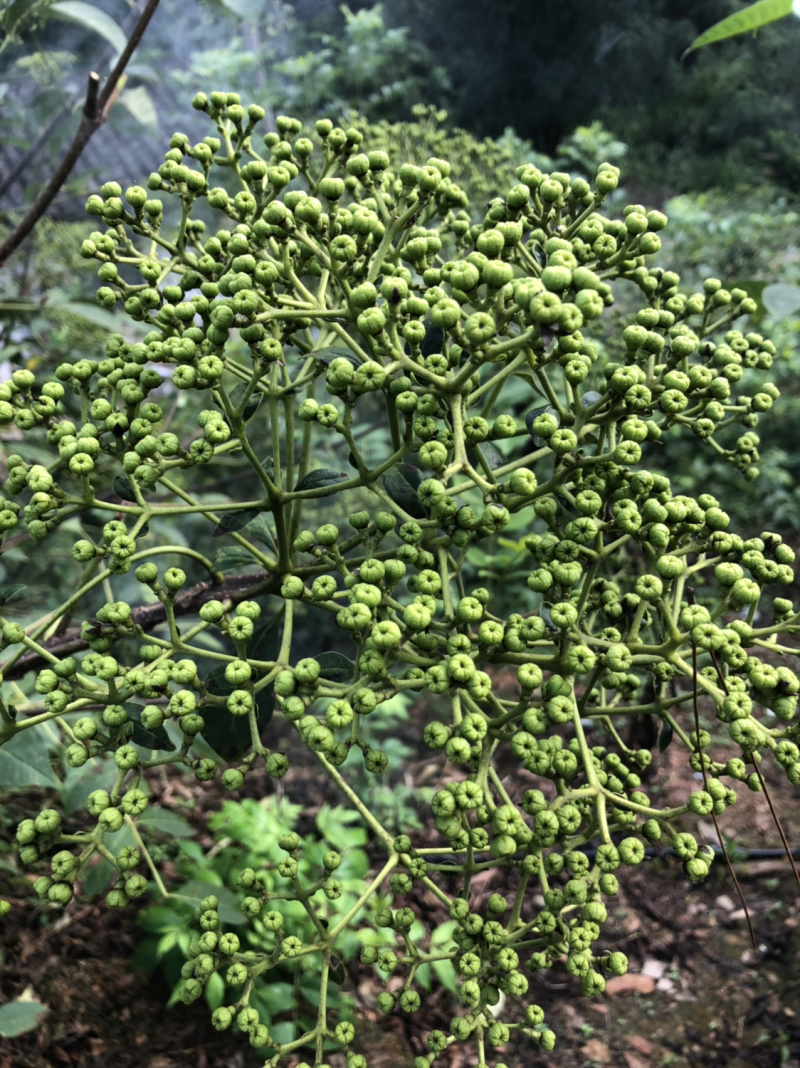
83,70 -> 100,121
0,0 -> 161,265
1,570 -> 277,680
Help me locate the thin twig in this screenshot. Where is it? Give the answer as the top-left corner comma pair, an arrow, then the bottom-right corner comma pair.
0,0 -> 161,265
752,758 -> 800,895
28,904 -> 97,949
691,639 -> 757,949
707,642 -> 799,901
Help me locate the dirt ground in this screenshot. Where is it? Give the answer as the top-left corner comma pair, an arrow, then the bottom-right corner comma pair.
2,691 -> 800,1068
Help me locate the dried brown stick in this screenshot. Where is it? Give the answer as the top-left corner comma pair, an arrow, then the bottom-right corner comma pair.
0,0 -> 161,264
1,569 -> 277,680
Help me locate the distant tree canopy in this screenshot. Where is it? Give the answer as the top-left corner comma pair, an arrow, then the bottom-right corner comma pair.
367,0 -> 800,191
3,0 -> 800,204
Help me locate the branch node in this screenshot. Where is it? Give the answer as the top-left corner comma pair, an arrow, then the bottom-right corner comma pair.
83,71 -> 100,121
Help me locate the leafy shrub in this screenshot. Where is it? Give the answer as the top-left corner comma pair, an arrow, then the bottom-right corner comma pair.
2,95 -> 800,1067
168,2 -> 448,124
652,187 -> 800,535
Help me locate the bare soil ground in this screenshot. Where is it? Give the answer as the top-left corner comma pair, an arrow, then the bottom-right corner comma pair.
2,690 -> 800,1068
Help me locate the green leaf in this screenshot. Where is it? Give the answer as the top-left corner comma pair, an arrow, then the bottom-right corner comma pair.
228,382 -> 263,421
526,405 -> 560,446
214,506 -> 265,537
205,971 -> 226,1011
580,390 -> 603,409
384,463 -> 426,518
47,298 -> 123,331
200,614 -> 280,759
432,957 -> 458,994
293,468 -> 348,493
683,0 -> 792,56
731,279 -> 768,322
113,474 -> 137,501
119,85 -> 158,130
471,441 -> 504,470
0,583 -> 26,606
316,804 -> 368,850
314,650 -> 355,683
3,0 -> 40,34
269,1021 -> 295,1045
762,282 -> 800,320
124,62 -> 159,82
213,545 -> 261,572
658,719 -> 674,753
137,903 -> 185,933
199,678 -> 273,761
329,956 -> 346,985
0,727 -> 59,787
172,880 -> 243,926
126,704 -> 175,752
310,345 -> 360,366
137,808 -> 195,838
420,319 -> 445,358
50,1 -> 127,53
244,513 -> 276,548
0,997 -> 48,1038
430,919 -> 457,946
62,756 -> 114,815
219,0 -> 268,21
83,823 -> 134,898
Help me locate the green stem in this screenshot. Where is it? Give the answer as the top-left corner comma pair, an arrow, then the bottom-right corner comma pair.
315,751 -> 394,849
126,815 -> 169,897
327,855 -> 398,940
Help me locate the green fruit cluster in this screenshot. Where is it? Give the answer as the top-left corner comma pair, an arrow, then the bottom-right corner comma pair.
3,98 -> 799,1068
